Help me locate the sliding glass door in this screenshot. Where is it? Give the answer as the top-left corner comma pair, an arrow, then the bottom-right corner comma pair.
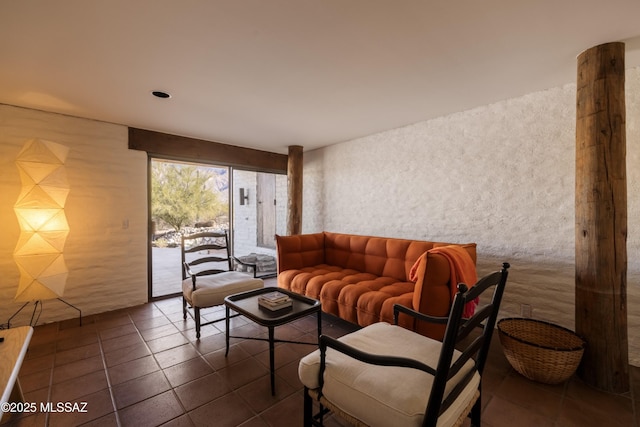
150,159 -> 229,298
149,159 -> 287,299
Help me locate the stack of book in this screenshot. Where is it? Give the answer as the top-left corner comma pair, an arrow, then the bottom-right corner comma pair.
258,291 -> 292,311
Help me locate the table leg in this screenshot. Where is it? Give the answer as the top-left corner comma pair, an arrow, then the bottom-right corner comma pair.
225,305 -> 230,357
269,326 -> 275,395
316,310 -> 322,342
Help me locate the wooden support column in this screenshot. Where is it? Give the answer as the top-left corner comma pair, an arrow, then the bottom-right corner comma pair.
575,42 -> 628,393
287,145 -> 303,235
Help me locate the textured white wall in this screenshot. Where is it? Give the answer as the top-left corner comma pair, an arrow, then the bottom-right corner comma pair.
0,105 -> 148,325
302,67 -> 640,365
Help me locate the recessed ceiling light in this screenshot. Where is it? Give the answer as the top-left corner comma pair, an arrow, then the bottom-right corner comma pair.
151,90 -> 171,99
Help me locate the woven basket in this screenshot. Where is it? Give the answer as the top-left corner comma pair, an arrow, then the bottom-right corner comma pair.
497,318 -> 585,384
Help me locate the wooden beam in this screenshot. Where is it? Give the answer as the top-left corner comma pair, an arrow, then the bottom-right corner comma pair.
575,42 -> 628,393
287,145 -> 303,235
128,128 -> 288,173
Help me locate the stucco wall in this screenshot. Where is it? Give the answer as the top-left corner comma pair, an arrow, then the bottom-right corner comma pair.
0,104 -> 148,325
302,67 -> 640,365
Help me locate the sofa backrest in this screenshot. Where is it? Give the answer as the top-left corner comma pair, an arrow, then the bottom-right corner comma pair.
276,232 -> 477,283
324,232 -> 437,282
276,232 -> 326,272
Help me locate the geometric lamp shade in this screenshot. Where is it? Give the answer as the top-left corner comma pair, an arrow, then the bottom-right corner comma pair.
13,139 -> 70,302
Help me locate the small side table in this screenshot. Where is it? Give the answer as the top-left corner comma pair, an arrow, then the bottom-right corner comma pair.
224,288 -> 321,395
1,326 -> 34,422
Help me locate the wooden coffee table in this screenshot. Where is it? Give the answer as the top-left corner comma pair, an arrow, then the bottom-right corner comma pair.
224,287 -> 321,395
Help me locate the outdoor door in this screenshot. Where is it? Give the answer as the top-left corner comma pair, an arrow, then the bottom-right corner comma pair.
257,172 -> 276,248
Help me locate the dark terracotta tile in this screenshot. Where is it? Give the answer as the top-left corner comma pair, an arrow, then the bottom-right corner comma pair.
18,368 -> 52,394
56,321 -> 96,339
155,343 -> 199,369
631,365 -> 640,402
99,322 -> 138,341
56,332 -> 99,352
482,395 -> 555,427
79,412 -> 119,427
203,345 -> 252,370
20,353 -> 55,376
146,332 -> 189,353
160,414 -> 196,427
174,372 -> 231,411
563,378 -> 634,426
288,314 -> 323,334
181,322 -> 223,341
30,323 -> 59,346
135,315 -> 173,331
188,393 -> 254,427
277,359 -> 305,390
22,383 -> 51,406
272,323 -> 308,341
94,312 -> 133,330
47,388 -> 115,426
493,373 -> 564,419
52,355 -> 104,384
24,341 -> 57,360
0,410 -> 47,426
163,357 -> 214,388
54,342 -> 101,366
234,337 -> 270,357
258,391 -> 304,427
112,370 -> 172,409
100,332 -> 145,354
254,343 -> 306,372
237,374 -> 296,413
4,387 -> 50,426
118,390 -> 184,426
139,322 -> 180,341
217,357 -> 269,390
13,296 -> 640,427
104,342 -> 151,367
191,332 -> 228,354
558,396 -> 634,427
108,355 -> 160,386
50,369 -> 108,402
235,417 -> 269,427
128,304 -> 165,321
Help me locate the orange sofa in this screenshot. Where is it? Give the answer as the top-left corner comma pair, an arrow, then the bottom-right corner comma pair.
276,232 -> 477,339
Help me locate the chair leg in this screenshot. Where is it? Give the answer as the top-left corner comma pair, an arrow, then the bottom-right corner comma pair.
195,306 -> 201,339
182,296 -> 187,320
470,394 -> 482,427
303,387 -> 312,427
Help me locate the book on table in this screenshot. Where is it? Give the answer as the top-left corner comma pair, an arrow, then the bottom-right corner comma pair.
258,291 -> 292,311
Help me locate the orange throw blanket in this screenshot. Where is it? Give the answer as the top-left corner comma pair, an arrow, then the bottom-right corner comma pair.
410,245 -> 478,318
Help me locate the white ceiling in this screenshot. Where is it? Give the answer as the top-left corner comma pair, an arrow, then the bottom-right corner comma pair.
1,1 -> 640,154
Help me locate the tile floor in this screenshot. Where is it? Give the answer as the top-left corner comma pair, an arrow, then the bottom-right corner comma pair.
2,283 -> 640,426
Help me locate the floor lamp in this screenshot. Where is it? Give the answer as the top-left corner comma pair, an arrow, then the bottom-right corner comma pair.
7,138 -> 80,328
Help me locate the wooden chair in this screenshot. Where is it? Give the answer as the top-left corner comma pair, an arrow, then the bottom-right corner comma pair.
181,230 -> 264,339
299,263 -> 510,427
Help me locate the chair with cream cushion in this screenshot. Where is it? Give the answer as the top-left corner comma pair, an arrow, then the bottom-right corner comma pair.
298,263 -> 510,427
182,231 -> 264,339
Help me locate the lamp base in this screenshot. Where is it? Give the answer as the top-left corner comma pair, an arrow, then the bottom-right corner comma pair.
5,298 -> 82,329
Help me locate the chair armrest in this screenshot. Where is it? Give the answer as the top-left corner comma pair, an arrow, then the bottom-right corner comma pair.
393,304 -> 449,326
318,335 -> 436,393
183,262 -> 194,278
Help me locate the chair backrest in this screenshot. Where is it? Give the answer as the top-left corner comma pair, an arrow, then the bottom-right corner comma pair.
181,231 -> 233,280
424,262 -> 509,426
